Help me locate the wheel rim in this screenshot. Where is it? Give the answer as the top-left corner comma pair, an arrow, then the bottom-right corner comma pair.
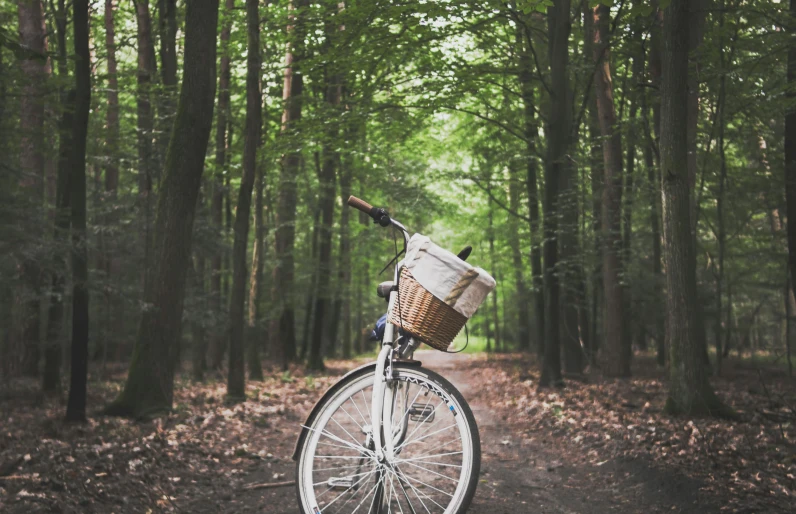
298,369 -> 475,513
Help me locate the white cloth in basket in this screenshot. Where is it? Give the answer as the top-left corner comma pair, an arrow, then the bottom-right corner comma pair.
402,234 -> 496,319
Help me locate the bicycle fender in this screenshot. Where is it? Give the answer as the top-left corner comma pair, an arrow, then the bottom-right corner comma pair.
291,359 -> 423,461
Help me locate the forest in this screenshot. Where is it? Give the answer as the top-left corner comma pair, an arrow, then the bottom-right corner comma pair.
1,0 -> 795,512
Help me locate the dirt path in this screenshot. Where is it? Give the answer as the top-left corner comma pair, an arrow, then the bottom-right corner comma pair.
239,351 -> 722,513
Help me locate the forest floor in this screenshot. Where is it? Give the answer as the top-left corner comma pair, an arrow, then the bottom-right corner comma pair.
0,351 -> 794,513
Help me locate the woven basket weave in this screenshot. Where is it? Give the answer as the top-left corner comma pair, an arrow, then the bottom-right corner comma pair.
388,268 -> 467,351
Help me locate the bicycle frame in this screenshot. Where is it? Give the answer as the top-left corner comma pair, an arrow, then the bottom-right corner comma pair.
370,219 -> 410,463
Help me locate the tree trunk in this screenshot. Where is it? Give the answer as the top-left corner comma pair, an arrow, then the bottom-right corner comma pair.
786,0 -> 796,305
592,3 -> 629,377
308,37 -> 341,369
538,0 -> 570,388
622,25 -> 642,366
247,159 -> 266,381
508,157 -> 531,351
487,195 -> 501,353
643,24 -> 665,366
156,0 -> 178,162
516,13 -> 545,356
43,0 -> 73,393
661,0 -> 726,417
273,0 -> 310,368
300,205 -> 321,361
337,136 -> 353,359
135,0 -> 157,284
227,0 -> 261,399
65,0 -> 91,422
209,0 -> 234,371
583,1 -> 602,365
714,5 -> 728,377
106,0 -> 219,418
192,253 -> 207,381
18,0 -> 50,377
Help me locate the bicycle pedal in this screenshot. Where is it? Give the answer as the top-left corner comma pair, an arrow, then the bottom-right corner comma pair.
408,403 -> 435,422
327,476 -> 355,489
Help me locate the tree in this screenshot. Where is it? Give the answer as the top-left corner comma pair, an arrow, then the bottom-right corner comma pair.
660,0 -> 727,416
538,0 -> 570,388
273,0 -> 310,368
135,0 -> 157,277
65,0 -> 91,422
17,0 -> 49,377
592,3 -> 629,377
786,0 -> 796,297
106,0 -> 220,417
42,0 -> 72,393
210,0 -> 235,371
227,0 -> 262,399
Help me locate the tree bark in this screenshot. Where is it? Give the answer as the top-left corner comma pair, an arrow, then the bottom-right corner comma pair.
18,0 -> 50,377
135,0 -> 157,283
273,0 -> 310,368
308,30 -> 341,368
43,0 -> 73,393
192,253 -> 207,381
65,0 -> 91,422
538,0 -> 570,388
661,0 -> 726,417
106,0 -> 219,418
786,0 -> 796,305
487,195 -> 502,353
643,18 -> 665,366
592,3 -> 629,377
247,156 -> 266,381
156,0 -> 178,161
227,0 -> 262,399
209,0 -> 234,371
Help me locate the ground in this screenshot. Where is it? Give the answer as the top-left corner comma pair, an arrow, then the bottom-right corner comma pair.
0,351 -> 793,513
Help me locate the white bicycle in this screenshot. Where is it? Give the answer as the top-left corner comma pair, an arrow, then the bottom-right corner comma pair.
293,196 -> 483,514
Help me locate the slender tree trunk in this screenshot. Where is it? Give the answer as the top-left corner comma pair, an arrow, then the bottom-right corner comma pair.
583,1 -> 602,365
43,0 -> 72,393
714,6 -> 728,376
273,0 -> 309,368
643,30 -> 665,366
106,0 -> 219,417
622,26 -> 642,365
209,0 -> 234,371
786,0 -> 796,303
156,0 -> 178,161
516,14 -> 545,356
227,0 -> 261,399
785,278 -> 794,377
593,4 -> 629,377
661,0 -> 727,417
135,0 -> 157,284
102,0 -> 122,359
487,195 -> 501,353
538,0 -> 570,388
337,142 -> 353,359
247,159 -> 266,381
300,206 -> 321,361
309,39 -> 341,369
65,0 -> 91,422
18,0 -> 50,377
508,157 -> 531,350
192,253 -> 207,381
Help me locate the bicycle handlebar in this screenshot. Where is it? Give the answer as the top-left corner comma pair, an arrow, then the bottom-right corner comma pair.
347,195 -> 392,227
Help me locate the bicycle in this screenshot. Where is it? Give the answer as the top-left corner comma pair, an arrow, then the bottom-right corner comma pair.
293,196 -> 494,514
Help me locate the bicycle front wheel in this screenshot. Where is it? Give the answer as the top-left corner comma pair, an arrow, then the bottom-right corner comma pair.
295,363 -> 481,514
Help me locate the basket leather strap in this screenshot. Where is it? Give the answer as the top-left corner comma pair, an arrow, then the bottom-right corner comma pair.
444,268 -> 479,308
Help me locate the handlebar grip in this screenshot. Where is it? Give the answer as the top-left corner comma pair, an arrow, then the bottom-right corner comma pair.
347,195 -> 374,215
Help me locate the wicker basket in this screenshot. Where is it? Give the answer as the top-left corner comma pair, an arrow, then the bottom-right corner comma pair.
388,268 -> 467,351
